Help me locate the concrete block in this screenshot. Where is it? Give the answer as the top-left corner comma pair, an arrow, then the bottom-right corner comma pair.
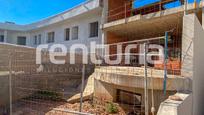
157,93 -> 192,115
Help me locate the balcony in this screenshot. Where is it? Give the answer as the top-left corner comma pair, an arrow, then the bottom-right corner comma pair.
106,0 -> 184,23
102,11 -> 183,77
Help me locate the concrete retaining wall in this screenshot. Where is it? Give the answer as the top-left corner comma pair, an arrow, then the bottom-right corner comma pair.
0,44 -> 94,107
93,67 -> 180,113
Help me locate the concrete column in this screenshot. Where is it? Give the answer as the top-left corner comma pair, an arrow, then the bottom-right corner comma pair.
182,13 -> 204,115
100,0 -> 108,57
28,32 -> 32,46
193,12 -> 204,115
3,30 -> 7,43
43,31 -> 47,44
182,14 -> 194,78
203,11 -> 204,29
202,1 -> 204,29
184,0 -> 188,15
101,0 -> 108,24
101,31 -> 105,57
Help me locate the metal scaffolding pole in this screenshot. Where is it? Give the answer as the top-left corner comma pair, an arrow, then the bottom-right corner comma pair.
163,32 -> 168,96
151,69 -> 155,115
144,43 -> 149,115
184,0 -> 188,15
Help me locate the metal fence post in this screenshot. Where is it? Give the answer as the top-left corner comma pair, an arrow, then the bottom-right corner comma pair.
9,52 -> 12,115
80,64 -> 86,112
144,43 -> 149,115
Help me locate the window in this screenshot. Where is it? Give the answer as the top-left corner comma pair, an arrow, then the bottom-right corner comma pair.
34,34 -> 41,45
34,35 -> 37,45
65,28 -> 70,41
47,32 -> 55,43
89,22 -> 98,37
72,26 -> 78,40
0,35 -> 4,42
17,36 -> 26,45
38,34 -> 41,44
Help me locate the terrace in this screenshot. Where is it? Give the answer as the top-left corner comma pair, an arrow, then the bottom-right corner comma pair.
106,0 -> 184,23
103,10 -> 183,73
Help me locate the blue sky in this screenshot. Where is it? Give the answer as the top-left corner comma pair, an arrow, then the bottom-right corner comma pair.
0,0 -> 86,25
0,0 -> 196,25
134,0 -> 194,8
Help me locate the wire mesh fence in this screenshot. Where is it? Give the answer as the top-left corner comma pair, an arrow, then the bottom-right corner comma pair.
0,43 -> 95,115
94,36 -> 183,114
0,3 -> 195,113
0,31 -> 192,115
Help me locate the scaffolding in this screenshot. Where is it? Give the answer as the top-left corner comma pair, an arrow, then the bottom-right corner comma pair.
107,0 -> 185,22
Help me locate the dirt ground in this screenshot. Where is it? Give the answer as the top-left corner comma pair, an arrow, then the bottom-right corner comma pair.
11,99 -> 126,115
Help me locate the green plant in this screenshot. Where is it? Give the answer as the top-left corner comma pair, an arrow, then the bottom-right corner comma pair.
34,90 -> 62,101
106,102 -> 118,114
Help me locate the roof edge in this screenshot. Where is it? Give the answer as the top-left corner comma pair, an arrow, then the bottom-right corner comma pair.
0,0 -> 101,31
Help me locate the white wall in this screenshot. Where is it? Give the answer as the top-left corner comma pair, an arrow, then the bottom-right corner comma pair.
0,0 -> 101,31
6,31 -> 30,45
0,30 -> 4,35
193,13 -> 204,115
2,9 -> 102,51
182,14 -> 194,78
29,11 -> 102,51
0,30 -> 7,42
182,13 -> 204,115
202,6 -> 204,29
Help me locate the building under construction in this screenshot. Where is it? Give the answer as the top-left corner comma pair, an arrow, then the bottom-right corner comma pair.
0,0 -> 204,115
94,0 -> 204,115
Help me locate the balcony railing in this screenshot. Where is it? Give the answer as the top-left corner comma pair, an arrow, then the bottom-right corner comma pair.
107,0 -> 182,22
101,36 -> 181,75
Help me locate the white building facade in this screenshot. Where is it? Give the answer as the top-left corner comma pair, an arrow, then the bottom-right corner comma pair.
0,0 -> 102,49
